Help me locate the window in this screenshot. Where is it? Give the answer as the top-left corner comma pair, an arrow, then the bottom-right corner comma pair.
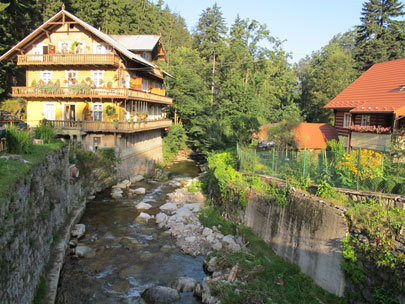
43,103 -> 55,120
92,104 -> 103,121
59,41 -> 70,54
343,113 -> 351,128
40,71 -> 52,84
91,71 -> 104,87
141,51 -> 152,61
361,115 -> 370,126
66,71 -> 78,85
73,41 -> 84,54
93,43 -> 112,54
142,79 -> 148,92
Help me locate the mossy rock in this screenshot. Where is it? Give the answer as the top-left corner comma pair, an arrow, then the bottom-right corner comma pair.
383,179 -> 396,194
392,183 -> 405,196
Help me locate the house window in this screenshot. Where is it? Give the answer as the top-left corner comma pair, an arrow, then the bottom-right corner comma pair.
92,103 -> 103,121
343,113 -> 351,128
91,71 -> 104,87
142,79 -> 148,92
40,71 -> 52,84
141,51 -> 152,61
73,41 -> 84,54
93,137 -> 101,150
361,115 -> 370,126
94,43 -> 112,54
43,103 -> 55,120
59,41 -> 70,54
66,71 -> 78,85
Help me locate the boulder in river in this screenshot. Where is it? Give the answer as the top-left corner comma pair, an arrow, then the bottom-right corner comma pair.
159,202 -> 177,212
75,245 -> 96,258
136,202 -> 152,210
155,213 -> 168,225
142,286 -> 180,303
169,277 -> 198,293
136,212 -> 152,222
71,224 -> 85,239
134,187 -> 146,195
130,175 -> 144,183
111,192 -> 123,199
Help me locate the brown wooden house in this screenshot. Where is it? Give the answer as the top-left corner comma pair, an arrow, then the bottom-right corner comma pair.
324,59 -> 405,151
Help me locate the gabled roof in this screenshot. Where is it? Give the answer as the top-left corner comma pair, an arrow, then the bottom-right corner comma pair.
324,59 -> 405,115
109,35 -> 161,52
0,9 -> 153,68
293,123 -> 338,149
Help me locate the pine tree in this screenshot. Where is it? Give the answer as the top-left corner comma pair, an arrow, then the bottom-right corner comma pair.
193,3 -> 227,103
354,0 -> 405,71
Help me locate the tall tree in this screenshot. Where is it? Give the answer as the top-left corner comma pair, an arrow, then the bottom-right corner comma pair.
297,41 -> 357,123
36,0 -> 63,22
354,0 -> 405,71
193,3 -> 227,103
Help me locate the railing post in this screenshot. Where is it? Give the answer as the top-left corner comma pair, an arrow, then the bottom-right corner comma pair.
356,148 -> 361,190
272,147 -> 275,173
252,149 -> 256,174
302,148 -> 307,179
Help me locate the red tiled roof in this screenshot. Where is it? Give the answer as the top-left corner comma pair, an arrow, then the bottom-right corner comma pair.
324,59 -> 405,115
293,123 -> 338,149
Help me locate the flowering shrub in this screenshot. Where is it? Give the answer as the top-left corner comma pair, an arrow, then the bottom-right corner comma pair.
335,149 -> 383,184
349,125 -> 391,134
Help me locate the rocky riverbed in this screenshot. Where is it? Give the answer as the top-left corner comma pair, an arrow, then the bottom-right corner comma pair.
57,161 -> 244,304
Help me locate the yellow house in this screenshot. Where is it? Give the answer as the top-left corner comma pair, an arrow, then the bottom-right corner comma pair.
0,8 -> 173,159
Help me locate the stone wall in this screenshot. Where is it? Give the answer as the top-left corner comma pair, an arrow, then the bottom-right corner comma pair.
0,147 -> 109,304
116,129 -> 163,179
244,190 -> 347,297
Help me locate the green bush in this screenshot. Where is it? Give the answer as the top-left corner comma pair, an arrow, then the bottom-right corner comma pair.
162,124 -> 188,164
6,124 -> 33,154
393,183 -> 405,195
97,147 -> 116,162
383,179 -> 396,193
34,119 -> 56,143
367,177 -> 384,192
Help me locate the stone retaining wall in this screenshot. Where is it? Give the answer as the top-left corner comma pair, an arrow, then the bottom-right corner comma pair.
244,190 -> 347,297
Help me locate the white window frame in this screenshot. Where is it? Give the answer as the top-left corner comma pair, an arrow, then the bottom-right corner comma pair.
142,79 -> 149,92
343,113 -> 351,128
361,115 -> 370,126
40,71 -> 53,84
43,102 -> 56,120
91,71 -> 104,88
93,43 -> 112,54
66,70 -> 78,85
62,103 -> 77,121
92,103 -> 103,121
59,41 -> 71,54
73,41 -> 85,54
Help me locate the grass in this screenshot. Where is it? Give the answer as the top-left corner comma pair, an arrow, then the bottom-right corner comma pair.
0,142 -> 65,204
200,207 -> 347,304
33,275 -> 47,304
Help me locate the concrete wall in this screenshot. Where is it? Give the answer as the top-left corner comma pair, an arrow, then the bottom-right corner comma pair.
244,191 -> 347,296
116,129 -> 163,179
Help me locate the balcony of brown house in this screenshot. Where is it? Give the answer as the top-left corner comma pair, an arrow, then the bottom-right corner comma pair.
43,119 -> 172,134
17,54 -> 120,67
12,86 -> 173,105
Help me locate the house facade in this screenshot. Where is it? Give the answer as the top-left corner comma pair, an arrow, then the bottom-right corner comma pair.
0,9 -> 173,162
324,59 -> 405,151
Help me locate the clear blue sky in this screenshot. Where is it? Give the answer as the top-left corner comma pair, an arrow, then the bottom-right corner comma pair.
160,0 -> 404,63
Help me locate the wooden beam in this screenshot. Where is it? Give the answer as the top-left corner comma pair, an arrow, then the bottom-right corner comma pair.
42,29 -> 51,42
48,21 -> 77,25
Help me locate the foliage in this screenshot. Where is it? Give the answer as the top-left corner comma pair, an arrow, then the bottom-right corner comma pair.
0,98 -> 26,119
37,83 -> 60,94
296,40 -> 357,123
5,124 -> 33,154
162,124 -> 188,164
267,119 -> 300,150
33,275 -> 47,304
0,142 -> 65,203
349,124 -> 391,134
70,147 -> 114,179
187,179 -> 201,193
34,119 -> 57,143
342,199 -> 405,302
198,207 -> 236,236
354,0 -> 405,71
316,180 -> 339,199
68,84 -> 92,94
96,147 -> 116,162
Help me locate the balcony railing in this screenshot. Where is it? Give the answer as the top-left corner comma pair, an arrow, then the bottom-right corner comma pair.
12,87 -> 172,104
17,54 -> 120,66
45,119 -> 172,133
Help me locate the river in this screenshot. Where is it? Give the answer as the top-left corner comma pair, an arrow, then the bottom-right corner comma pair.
56,160 -> 205,304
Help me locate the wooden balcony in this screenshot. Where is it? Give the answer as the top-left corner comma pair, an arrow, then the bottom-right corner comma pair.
17,54 -> 120,66
12,86 -> 173,105
46,119 -> 172,133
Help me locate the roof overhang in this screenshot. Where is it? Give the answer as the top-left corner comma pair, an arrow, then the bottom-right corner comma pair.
0,10 -> 154,68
